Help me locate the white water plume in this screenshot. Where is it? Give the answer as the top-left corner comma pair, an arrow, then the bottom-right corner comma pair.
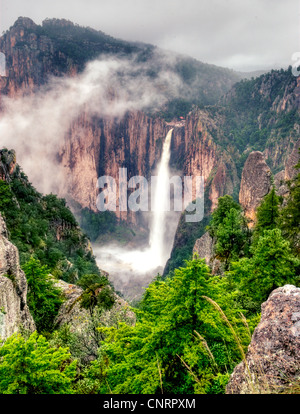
94,128 -> 180,299
148,128 -> 174,266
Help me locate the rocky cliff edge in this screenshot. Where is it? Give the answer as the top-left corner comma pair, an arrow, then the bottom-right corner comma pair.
0,213 -> 35,340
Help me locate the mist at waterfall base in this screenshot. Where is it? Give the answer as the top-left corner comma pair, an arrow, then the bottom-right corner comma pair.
93,129 -> 181,302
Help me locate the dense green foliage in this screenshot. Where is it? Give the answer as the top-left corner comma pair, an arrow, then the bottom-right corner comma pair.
77,208 -> 117,242
255,186 -> 280,237
280,154 -> 300,254
0,163 -> 299,394
229,229 -> 299,304
75,258 -> 257,394
77,273 -> 115,317
206,195 -> 250,268
75,206 -> 138,245
213,208 -> 249,268
22,257 -> 64,333
73,188 -> 297,395
215,68 -> 300,154
0,332 -> 76,394
0,152 -> 116,338
206,195 -> 242,238
0,157 -> 99,283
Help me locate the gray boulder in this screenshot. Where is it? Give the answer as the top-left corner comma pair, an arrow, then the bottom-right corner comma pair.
226,285 -> 300,394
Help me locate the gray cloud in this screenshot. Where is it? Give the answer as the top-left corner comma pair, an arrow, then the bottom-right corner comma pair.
0,0 -> 299,71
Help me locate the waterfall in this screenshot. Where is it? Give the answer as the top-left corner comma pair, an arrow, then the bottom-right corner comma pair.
149,128 -> 173,266
93,128 -> 179,300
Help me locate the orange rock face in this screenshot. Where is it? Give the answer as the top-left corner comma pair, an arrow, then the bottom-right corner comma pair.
239,151 -> 272,226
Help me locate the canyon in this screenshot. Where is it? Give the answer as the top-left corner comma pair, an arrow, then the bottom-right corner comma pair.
0,17 -> 299,296
0,16 -> 299,396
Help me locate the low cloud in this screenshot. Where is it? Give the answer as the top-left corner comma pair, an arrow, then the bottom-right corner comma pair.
0,51 -> 183,194
1,0 -> 298,71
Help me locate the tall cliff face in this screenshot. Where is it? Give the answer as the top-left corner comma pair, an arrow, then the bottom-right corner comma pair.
0,17 -> 58,97
60,109 -> 238,224
0,213 -> 35,340
60,111 -> 169,223
0,17 -> 241,230
174,109 -> 239,210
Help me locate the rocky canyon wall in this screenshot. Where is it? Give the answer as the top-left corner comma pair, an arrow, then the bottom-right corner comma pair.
1,17 -> 299,233
59,108 -> 239,225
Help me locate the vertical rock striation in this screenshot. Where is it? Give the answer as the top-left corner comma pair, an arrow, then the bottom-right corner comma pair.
59,111 -> 169,224
0,213 -> 35,340
193,232 -> 213,265
239,151 -> 272,226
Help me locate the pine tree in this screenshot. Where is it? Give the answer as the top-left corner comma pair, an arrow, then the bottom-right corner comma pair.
255,187 -> 280,236
207,195 -> 250,269
215,208 -> 248,269
230,228 -> 299,303
22,257 -> 64,333
77,273 -> 115,317
0,332 -> 77,394
280,153 -> 300,254
207,195 -> 242,239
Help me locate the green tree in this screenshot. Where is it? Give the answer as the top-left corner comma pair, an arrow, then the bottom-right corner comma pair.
255,187 -> 280,237
92,258 -> 252,394
0,332 -> 76,394
230,228 -> 299,303
207,195 -> 250,269
214,207 -> 249,268
22,257 -> 64,333
76,274 -> 116,351
280,155 -> 300,254
0,181 -> 15,213
207,195 -> 242,239
77,273 -> 115,317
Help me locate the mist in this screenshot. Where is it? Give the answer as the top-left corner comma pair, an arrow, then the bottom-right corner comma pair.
0,51 -> 186,298
0,50 -> 183,195
93,128 -> 181,302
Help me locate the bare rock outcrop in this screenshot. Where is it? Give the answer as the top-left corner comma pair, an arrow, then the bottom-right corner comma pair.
193,231 -> 222,275
285,138 -> 300,181
0,213 -> 35,340
274,170 -> 289,198
193,232 -> 213,265
54,279 -> 135,331
0,149 -> 16,181
239,151 -> 272,226
226,285 -> 300,394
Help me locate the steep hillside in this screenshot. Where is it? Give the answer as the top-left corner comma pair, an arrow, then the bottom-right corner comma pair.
0,17 -> 240,117
1,18 -> 299,277
0,148 -> 100,283
0,16 -> 240,234
165,68 -> 300,274
0,211 -> 35,340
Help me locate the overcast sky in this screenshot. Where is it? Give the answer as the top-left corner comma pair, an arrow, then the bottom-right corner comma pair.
0,0 -> 299,71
